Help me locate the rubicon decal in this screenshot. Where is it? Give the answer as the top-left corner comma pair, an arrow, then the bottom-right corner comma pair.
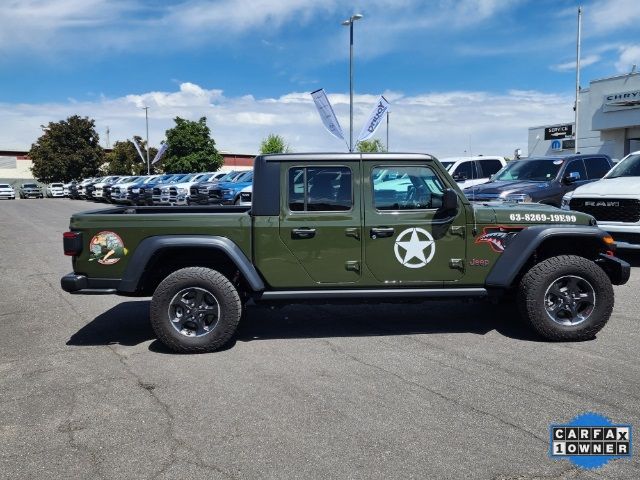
475,226 -> 522,253
394,227 -> 435,269
89,231 -> 128,265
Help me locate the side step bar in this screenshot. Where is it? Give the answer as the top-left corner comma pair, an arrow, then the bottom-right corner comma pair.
258,288 -> 487,301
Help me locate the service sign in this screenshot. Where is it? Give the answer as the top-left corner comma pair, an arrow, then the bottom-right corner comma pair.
603,89 -> 640,112
544,124 -> 573,140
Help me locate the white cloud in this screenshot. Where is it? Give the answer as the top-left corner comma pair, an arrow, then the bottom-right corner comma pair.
550,54 -> 601,72
587,0 -> 640,33
615,44 -> 640,73
0,82 -> 573,158
0,0 -> 134,53
0,0 -> 520,56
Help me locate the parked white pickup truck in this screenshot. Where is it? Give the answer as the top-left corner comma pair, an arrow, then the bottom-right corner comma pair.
562,151 -> 640,250
439,155 -> 506,188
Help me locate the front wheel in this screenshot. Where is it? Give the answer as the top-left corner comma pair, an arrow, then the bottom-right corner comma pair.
518,255 -> 614,341
150,267 -> 242,353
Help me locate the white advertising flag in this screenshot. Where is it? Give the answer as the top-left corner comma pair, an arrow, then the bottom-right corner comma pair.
310,89 -> 345,141
152,142 -> 169,165
132,137 -> 146,163
357,96 -> 390,142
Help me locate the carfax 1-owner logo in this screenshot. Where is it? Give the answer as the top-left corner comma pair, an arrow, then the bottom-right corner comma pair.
550,412 -> 632,469
89,231 -> 127,265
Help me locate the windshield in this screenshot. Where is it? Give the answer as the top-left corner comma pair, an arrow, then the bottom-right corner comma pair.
235,171 -> 253,182
23,183 -> 38,188
605,153 -> 640,178
440,161 -> 455,171
493,159 -> 563,182
217,171 -> 236,182
51,183 -> 63,187
0,184 -> 10,188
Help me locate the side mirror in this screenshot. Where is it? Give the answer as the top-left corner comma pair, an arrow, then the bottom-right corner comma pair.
442,188 -> 458,212
564,171 -> 581,184
453,173 -> 467,182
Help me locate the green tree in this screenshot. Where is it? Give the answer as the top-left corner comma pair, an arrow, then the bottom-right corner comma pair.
105,137 -> 158,175
356,139 -> 387,153
29,115 -> 104,182
260,133 -> 290,154
161,117 -> 223,173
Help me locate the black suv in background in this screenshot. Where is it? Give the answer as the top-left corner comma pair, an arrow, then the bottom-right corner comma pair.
463,154 -> 613,207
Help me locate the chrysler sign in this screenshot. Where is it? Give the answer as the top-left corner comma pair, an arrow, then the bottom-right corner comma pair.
603,90 -> 640,112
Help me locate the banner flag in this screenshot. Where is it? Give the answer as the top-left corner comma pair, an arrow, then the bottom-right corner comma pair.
310,88 -> 345,141
152,142 -> 169,165
132,137 -> 146,163
357,96 -> 390,142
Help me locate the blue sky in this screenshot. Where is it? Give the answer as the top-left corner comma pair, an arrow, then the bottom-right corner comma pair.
0,0 -> 638,156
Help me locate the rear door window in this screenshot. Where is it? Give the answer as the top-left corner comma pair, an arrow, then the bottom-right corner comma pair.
584,157 -> 611,179
479,159 -> 503,177
288,166 -> 352,212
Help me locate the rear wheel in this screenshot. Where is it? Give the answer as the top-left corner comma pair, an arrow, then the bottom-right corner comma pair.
518,255 -> 613,341
150,267 -> 242,353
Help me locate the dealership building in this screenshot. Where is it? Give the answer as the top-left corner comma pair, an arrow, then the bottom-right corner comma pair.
528,71 -> 640,160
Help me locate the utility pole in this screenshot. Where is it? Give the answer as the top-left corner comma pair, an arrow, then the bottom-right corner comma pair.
575,6 -> 582,154
342,14 -> 363,152
386,112 -> 389,152
105,126 -> 110,149
143,107 -> 150,174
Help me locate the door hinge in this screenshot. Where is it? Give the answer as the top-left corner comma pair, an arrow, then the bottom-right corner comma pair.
345,260 -> 360,272
450,226 -> 466,238
449,258 -> 465,271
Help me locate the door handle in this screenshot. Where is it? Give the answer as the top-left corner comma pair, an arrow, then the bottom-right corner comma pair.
370,227 -> 395,239
291,228 -> 316,239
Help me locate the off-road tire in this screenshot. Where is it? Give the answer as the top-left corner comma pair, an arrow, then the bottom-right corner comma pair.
518,255 -> 613,341
150,267 -> 242,353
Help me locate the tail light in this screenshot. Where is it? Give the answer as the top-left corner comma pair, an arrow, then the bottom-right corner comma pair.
63,231 -> 83,256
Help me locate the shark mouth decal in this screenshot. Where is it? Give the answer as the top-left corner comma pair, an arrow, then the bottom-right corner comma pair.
475,226 -> 523,253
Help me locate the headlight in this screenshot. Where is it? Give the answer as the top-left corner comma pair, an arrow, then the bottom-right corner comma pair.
221,189 -> 234,196
560,192 -> 573,211
500,192 -> 532,203
177,188 -> 187,195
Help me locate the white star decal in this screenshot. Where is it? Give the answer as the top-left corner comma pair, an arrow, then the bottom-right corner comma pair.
393,227 -> 436,269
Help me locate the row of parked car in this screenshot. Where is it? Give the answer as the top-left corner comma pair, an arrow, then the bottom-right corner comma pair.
63,170 -> 254,206
0,182 -> 51,200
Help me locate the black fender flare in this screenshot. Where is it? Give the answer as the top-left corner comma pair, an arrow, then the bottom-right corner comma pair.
118,235 -> 265,293
485,225 -> 610,288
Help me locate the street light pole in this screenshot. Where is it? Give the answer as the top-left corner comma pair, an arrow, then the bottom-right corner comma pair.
342,14 -> 363,152
143,106 -> 150,174
574,6 -> 582,154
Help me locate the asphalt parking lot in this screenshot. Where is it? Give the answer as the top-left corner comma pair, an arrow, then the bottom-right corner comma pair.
1,199 -> 639,480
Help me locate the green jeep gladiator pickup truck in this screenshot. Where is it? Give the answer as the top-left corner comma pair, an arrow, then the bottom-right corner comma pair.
61,153 -> 630,353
